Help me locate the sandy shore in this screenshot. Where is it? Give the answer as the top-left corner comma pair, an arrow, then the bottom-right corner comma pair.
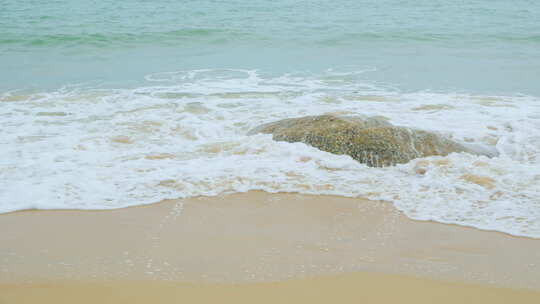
2,272 -> 540,304
1,191 -> 539,302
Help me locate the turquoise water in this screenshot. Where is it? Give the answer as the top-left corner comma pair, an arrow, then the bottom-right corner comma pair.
2,0 -> 540,94
2,0 -> 540,237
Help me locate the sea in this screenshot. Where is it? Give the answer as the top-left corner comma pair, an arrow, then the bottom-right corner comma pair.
1,0 -> 539,237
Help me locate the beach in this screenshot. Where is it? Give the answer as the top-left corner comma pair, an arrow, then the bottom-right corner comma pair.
3,272 -> 540,304
1,192 -> 539,302
2,0 -> 540,302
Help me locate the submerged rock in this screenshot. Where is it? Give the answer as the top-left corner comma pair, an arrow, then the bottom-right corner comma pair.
248,115 -> 481,167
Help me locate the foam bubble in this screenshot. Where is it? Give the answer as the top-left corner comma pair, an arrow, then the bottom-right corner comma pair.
1,69 -> 539,237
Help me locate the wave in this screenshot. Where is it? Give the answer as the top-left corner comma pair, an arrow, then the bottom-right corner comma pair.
0,29 -> 255,49
1,69 -> 539,238
317,32 -> 540,45
2,30 -> 539,51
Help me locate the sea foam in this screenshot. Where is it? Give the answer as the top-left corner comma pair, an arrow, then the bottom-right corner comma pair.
1,69 -> 539,237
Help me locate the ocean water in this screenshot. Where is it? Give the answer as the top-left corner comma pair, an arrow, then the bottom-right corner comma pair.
1,0 -> 539,237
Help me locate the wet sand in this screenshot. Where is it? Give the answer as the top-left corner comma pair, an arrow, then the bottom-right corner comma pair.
1,192 -> 539,303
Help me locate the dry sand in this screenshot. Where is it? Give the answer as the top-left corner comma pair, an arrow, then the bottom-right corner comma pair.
1,191 -> 539,303
2,272 -> 540,304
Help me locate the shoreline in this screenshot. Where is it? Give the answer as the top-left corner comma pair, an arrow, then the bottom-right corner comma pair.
4,191 -> 538,242
1,191 -> 539,302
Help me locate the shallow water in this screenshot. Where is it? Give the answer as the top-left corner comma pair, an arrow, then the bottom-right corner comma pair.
1,0 -> 539,237
2,0 -> 540,94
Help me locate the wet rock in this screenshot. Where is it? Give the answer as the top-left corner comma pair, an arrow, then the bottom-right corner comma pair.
248,115 -> 479,167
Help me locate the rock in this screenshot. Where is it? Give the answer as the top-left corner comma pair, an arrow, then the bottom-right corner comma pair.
248,115 -> 481,167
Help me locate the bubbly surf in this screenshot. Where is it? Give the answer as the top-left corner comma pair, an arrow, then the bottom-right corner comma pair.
1,69 -> 540,238
2,0 -> 540,238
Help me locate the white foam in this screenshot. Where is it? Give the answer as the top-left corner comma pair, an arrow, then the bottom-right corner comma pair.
1,69 -> 539,237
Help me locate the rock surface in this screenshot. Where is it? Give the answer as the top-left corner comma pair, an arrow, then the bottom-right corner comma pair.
248,115 -> 477,167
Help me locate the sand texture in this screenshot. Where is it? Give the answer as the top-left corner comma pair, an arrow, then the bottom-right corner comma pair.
1,192 -> 539,303
2,272 -> 540,304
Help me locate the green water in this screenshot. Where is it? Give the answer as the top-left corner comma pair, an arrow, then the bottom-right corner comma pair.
1,0 -> 539,94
